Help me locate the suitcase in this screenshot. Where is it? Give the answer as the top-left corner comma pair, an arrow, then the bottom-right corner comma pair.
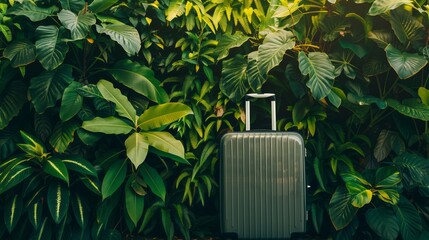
220,93 -> 306,239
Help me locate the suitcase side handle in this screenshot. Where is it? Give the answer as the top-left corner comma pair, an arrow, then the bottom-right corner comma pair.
245,93 -> 276,131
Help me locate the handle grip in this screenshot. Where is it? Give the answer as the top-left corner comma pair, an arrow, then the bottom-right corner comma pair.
245,93 -> 276,131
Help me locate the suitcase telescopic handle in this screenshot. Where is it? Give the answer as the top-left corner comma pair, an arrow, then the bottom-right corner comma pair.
245,93 -> 276,131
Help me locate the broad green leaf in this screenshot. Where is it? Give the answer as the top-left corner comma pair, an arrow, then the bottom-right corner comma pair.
3,40 -> 36,67
76,84 -> 102,98
394,152 -> 429,185
60,0 -> 85,12
0,165 -> 33,194
368,30 -> 395,49
0,80 -> 27,130
347,93 -> 387,109
97,80 -> 136,123
80,176 -> 101,195
62,156 -> 97,177
257,29 -> 295,75
49,121 -> 79,153
60,81 -> 83,121
320,16 -> 350,42
7,2 -> 58,21
0,23 -> 11,42
339,39 -> 368,59
214,32 -> 249,60
125,176 -> 145,227
385,44 -> 427,79
106,60 -> 169,104
139,164 -> 166,202
58,10 -> 96,40
220,54 -> 249,102
374,130 -> 395,162
101,159 -> 127,200
29,64 -> 74,113
247,51 -> 266,92
368,0 -> 412,16
138,201 -> 163,233
71,193 -> 89,228
418,87 -> 429,105
327,90 -> 341,108
393,198 -> 422,240
4,194 -> 22,233
366,207 -> 399,240
82,116 -> 133,134
351,189 -> 372,208
329,186 -> 358,230
28,201 -> 42,229
43,158 -> 69,184
125,132 -> 149,169
141,132 -> 186,163
138,103 -> 192,131
387,98 -> 429,121
342,172 -> 372,189
298,51 -> 335,100
375,166 -> 401,188
88,0 -> 118,13
377,188 -> 400,204
35,25 -> 69,71
165,0 -> 185,21
390,9 -> 425,46
47,181 -> 70,224
96,23 -> 141,56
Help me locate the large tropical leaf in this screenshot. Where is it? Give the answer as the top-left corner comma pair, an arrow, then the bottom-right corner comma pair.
247,51 -> 266,92
101,159 -> 127,200
138,103 -> 192,131
214,31 -> 249,60
58,10 -> 96,40
82,116 -> 134,135
141,132 -> 186,163
139,164 -> 166,202
368,0 -> 412,16
394,198 -> 423,240
47,181 -> 70,224
60,0 -> 85,13
298,51 -> 335,100
393,152 -> 429,185
125,176 -> 145,227
106,60 -> 169,104
366,207 -> 399,240
29,65 -> 73,113
35,25 -> 69,71
88,0 -> 118,13
220,54 -> 249,102
71,193 -> 90,228
3,40 -> 36,67
387,98 -> 429,121
49,121 -> 79,153
43,158 -> 70,184
97,79 -> 136,123
7,2 -> 58,21
329,186 -> 358,230
390,9 -> 425,47
368,30 -> 396,49
385,44 -> 427,79
96,23 -> 141,56
0,80 -> 27,130
165,0 -> 185,21
125,132 -> 149,169
4,194 -> 23,233
257,29 -> 295,75
60,81 -> 83,121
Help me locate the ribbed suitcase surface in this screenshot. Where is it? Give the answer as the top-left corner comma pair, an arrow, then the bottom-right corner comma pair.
220,132 -> 306,239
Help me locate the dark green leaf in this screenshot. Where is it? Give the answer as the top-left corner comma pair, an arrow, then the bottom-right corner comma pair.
28,201 -> 42,229
139,164 -> 166,201
138,201 -> 163,233
394,152 -> 429,185
394,198 -> 422,240
101,159 -> 127,200
49,121 -> 79,153
29,64 -> 74,113
214,32 -> 249,60
7,2 -> 58,21
60,83 -> 84,120
0,80 -> 27,130
375,167 -> 401,188
385,44 -> 427,79
0,164 -> 33,194
125,176 -> 145,227
387,98 -> 429,121
4,194 -> 23,233
58,10 -> 96,40
390,9 -> 425,47
161,209 -> 174,240
71,193 -> 89,228
88,0 -> 118,13
80,176 -> 101,195
220,54 -> 249,102
47,181 -> 70,224
62,156 -> 97,177
60,0 -> 85,12
106,59 -> 169,104
43,158 -> 70,184
329,186 -> 358,230
3,40 -> 36,67
35,25 -> 69,71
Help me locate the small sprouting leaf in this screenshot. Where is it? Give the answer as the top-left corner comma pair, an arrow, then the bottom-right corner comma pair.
47,181 -> 70,224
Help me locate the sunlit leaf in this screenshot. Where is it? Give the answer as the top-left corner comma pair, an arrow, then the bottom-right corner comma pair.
141,132 -> 186,163
138,103 -> 192,131
385,44 -> 427,79
88,0 -> 118,13
368,0 -> 412,16
82,116 -> 134,134
125,132 -> 149,169
58,9 -> 96,40
96,23 -> 141,56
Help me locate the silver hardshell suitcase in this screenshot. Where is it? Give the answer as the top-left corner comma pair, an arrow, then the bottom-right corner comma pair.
220,93 -> 306,239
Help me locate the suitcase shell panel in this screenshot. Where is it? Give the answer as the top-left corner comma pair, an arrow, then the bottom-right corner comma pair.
220,132 -> 306,239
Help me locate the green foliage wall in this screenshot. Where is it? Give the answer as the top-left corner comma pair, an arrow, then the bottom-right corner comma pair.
2,0 -> 429,239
